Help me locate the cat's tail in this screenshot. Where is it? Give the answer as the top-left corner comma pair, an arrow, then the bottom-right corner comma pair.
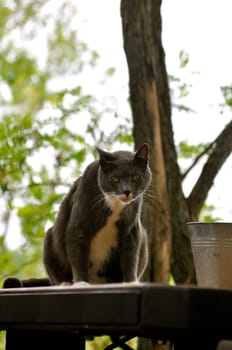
3,277 -> 51,289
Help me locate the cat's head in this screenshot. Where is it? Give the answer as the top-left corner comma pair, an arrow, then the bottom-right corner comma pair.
97,144 -> 151,205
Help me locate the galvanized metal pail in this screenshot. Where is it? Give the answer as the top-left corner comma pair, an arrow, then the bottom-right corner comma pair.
187,222 -> 232,288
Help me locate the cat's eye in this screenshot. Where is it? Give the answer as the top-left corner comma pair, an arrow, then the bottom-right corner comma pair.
111,176 -> 120,183
132,175 -> 140,182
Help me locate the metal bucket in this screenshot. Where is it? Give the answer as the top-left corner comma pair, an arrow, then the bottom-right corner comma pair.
188,222 -> 232,288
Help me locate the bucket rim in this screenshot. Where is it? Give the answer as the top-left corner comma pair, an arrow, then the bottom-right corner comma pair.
187,222 -> 232,225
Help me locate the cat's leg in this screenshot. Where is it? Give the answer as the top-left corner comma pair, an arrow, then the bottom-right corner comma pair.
70,253 -> 89,283
119,227 -> 140,282
66,235 -> 90,284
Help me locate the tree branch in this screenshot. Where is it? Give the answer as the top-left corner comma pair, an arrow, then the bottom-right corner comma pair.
182,141 -> 217,181
187,120 -> 232,220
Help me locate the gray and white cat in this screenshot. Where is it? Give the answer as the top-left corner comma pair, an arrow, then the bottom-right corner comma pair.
43,143 -> 152,285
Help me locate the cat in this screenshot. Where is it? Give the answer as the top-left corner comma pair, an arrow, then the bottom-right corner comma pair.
43,143 -> 152,285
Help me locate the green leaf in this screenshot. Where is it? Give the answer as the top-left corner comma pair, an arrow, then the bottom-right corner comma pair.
105,67 -> 116,77
178,141 -> 210,158
179,50 -> 189,68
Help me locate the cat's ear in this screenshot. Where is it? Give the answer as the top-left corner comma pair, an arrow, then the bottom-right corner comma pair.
96,147 -> 115,168
133,143 -> 149,167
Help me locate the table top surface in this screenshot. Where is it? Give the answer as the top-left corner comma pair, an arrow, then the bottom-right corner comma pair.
0,283 -> 232,338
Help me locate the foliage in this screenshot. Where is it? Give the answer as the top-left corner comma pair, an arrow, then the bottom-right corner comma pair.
221,85 -> 232,109
168,49 -> 195,113
178,141 -> 210,159
86,336 -> 137,350
0,0 -> 132,281
199,204 -> 222,223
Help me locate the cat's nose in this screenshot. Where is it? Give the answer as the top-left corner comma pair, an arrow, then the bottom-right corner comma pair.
124,190 -> 131,197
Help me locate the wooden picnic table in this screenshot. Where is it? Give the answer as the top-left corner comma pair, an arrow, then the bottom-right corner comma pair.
0,282 -> 232,349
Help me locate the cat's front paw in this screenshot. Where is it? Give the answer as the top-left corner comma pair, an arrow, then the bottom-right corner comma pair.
123,280 -> 140,286
72,281 -> 90,287
61,282 -> 72,286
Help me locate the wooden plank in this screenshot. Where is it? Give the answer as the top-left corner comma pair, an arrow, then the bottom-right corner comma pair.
0,285 -> 140,330
0,283 -> 232,340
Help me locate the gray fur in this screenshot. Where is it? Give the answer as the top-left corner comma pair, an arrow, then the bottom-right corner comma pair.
43,144 -> 152,284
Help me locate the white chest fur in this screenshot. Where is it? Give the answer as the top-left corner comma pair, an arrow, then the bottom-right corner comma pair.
88,196 -> 125,283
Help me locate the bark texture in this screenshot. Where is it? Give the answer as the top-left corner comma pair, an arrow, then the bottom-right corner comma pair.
121,0 -> 232,284
121,0 -> 172,283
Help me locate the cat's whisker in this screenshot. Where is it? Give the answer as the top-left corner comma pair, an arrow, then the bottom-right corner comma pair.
144,191 -> 158,201
91,194 -> 107,211
91,193 -> 107,208
139,189 -> 161,208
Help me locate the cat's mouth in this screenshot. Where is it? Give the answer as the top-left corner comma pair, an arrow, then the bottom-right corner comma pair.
118,193 -> 133,203
105,192 -> 134,206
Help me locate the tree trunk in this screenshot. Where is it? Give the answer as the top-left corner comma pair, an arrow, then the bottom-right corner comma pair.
121,0 -> 195,283
121,0 -> 232,284
121,0 -> 172,283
